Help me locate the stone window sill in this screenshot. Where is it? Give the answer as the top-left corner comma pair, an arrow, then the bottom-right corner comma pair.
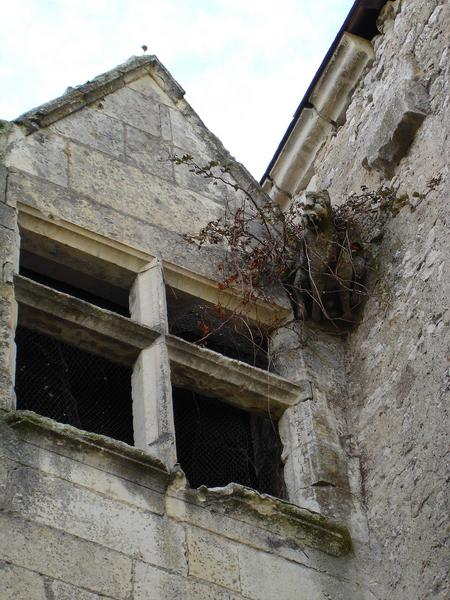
2,409 -> 352,557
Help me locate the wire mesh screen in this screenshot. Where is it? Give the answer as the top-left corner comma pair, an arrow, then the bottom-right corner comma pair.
172,387 -> 285,498
15,326 -> 134,445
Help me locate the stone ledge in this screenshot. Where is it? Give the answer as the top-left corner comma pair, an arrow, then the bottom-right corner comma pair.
310,32 -> 374,126
265,108 -> 334,206
1,409 -> 170,476
167,469 -> 352,558
2,410 -> 352,558
167,334 -> 311,418
264,32 -> 374,203
15,274 -> 159,365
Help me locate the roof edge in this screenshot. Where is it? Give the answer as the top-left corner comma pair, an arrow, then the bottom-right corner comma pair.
260,0 -> 387,185
14,55 -> 186,134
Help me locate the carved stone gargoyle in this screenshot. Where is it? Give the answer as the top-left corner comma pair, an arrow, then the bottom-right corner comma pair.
288,190 -> 367,324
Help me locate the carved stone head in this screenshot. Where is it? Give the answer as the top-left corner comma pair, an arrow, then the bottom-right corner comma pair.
301,190 -> 332,226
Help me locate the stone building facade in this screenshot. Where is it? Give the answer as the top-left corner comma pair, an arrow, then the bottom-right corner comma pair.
0,0 -> 448,599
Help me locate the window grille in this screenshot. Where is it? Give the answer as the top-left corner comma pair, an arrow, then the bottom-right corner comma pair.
172,387 -> 285,497
15,326 -> 133,445
167,288 -> 268,369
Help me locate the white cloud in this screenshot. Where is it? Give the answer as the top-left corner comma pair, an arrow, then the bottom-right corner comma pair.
0,0 -> 354,177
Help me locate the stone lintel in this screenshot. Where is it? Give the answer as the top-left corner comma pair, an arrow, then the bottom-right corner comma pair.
14,275 -> 158,365
166,334 -> 310,419
18,203 -> 290,325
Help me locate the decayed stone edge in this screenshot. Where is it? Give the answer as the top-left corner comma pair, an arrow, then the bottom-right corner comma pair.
2,409 -> 352,558
13,55 -> 185,134
1,409 -> 170,475
180,481 -> 353,558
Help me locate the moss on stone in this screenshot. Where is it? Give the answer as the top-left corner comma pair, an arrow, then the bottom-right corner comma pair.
1,409 -> 170,475
179,481 -> 352,557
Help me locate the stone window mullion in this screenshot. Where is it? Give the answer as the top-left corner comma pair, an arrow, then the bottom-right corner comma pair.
129,258 -> 176,468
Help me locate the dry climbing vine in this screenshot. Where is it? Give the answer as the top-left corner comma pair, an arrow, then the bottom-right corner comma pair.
171,153 -> 441,330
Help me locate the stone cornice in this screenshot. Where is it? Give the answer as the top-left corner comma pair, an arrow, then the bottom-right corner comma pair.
14,55 -> 185,133
263,32 -> 374,205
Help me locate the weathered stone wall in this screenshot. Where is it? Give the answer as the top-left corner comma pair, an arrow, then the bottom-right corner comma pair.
0,1 -> 448,597
2,57 -> 262,283
0,412 -> 363,600
0,123 -> 19,412
0,57 -> 362,599
302,1 -> 449,598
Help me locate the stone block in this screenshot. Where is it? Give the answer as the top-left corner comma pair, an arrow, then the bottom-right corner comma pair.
0,435 -> 166,514
239,546 -> 364,600
0,202 -> 16,231
96,86 -> 161,137
69,143 -> 222,235
47,580 -> 115,600
134,561 -> 244,600
238,546 -> 321,600
0,164 -> 7,202
125,124 -> 174,181
5,130 -> 68,187
365,79 -> 430,177
187,527 -> 240,592
0,561 -> 46,600
127,75 -> 176,108
173,154 -> 232,204
0,513 -> 133,599
0,223 -> 19,280
0,283 -> 17,410
3,465 -> 186,574
279,400 -> 343,458
130,260 -> 168,331
159,104 -> 173,141
169,107 -> 213,158
269,324 -> 311,387
51,108 -> 125,159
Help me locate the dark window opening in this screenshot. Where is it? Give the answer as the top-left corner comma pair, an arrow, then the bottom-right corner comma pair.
15,326 -> 133,445
172,387 -> 285,498
166,287 -> 268,369
20,251 -> 130,316
19,228 -> 133,317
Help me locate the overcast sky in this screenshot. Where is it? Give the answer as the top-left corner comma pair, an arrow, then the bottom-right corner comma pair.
1,0 -> 354,178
